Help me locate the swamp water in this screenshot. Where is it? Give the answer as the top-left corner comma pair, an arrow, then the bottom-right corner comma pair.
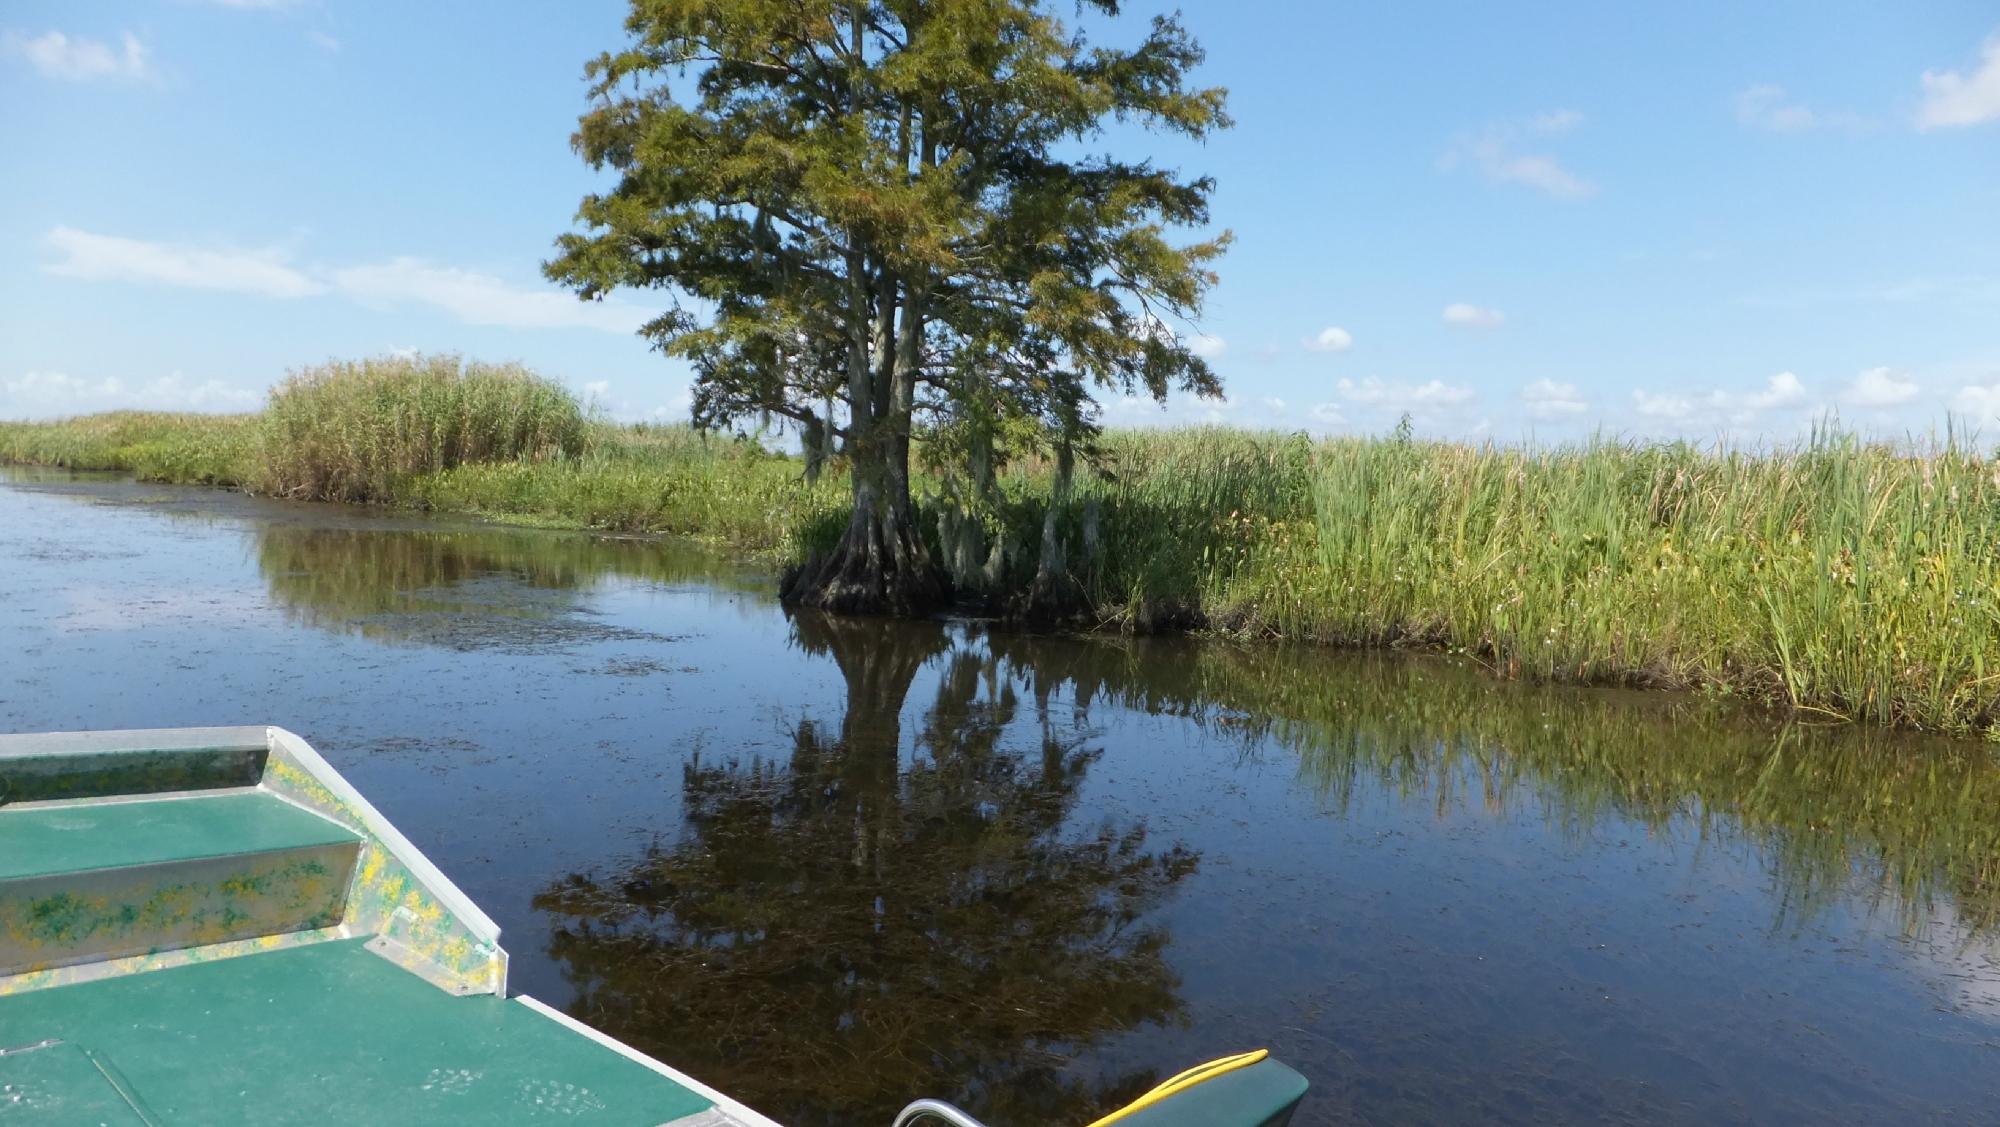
2,470 -> 1998,1125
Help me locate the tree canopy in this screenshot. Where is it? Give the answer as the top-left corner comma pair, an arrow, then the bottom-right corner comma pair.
547,0 -> 1230,614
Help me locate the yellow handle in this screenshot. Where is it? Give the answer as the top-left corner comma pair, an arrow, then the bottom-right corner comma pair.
1080,1049 -> 1270,1127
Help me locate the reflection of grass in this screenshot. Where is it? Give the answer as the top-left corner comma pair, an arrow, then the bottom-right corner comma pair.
254,522 -> 758,646
8,394 -> 2000,732
981,632 -> 2000,937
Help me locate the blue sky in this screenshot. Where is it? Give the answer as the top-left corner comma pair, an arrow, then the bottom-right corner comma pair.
3,1 -> 1998,442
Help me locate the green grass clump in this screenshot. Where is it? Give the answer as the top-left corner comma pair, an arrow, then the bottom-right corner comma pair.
401,422 -> 845,553
959,425 -> 2000,732
256,355 -> 586,502
1189,430 -> 2000,733
0,410 -> 257,485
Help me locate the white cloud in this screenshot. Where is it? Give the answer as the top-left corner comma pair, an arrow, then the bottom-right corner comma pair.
3,29 -> 151,82
45,226 -> 654,335
1308,403 -> 1345,427
1336,376 -> 1475,409
44,227 -> 323,298
308,30 -> 341,52
1735,85 -> 1819,132
1734,84 -> 1872,133
1442,111 -> 1596,199
1745,370 -> 1809,409
1530,109 -> 1584,134
1521,379 -> 1586,418
3,371 -> 261,418
1442,303 -> 1504,330
1945,377 -> 2000,426
1841,366 -> 1919,407
1631,372 -> 1811,424
331,258 -> 649,333
1951,381 -> 2000,422
589,381 -> 697,426
1632,390 -> 1694,420
1187,334 -> 1226,359
1917,34 -> 2000,129
1304,326 -> 1353,353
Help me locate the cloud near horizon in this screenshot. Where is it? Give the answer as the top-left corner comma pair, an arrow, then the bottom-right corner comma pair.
1336,375 -> 1476,411
1521,379 -> 1586,418
1187,334 -> 1226,359
1840,366 -> 1919,407
1631,371 -> 1810,423
1951,380 -> 2000,423
2,370 -> 262,419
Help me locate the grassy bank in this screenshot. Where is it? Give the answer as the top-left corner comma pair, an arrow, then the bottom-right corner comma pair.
4,358 -> 1997,733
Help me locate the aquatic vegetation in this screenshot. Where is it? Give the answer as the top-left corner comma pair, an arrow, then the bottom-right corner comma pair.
399,421 -> 842,553
256,355 -> 586,502
5,395 -> 2000,732
0,410 -> 257,485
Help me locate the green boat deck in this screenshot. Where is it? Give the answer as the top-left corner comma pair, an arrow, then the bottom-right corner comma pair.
0,939 -> 712,1125
0,792 -> 360,881
0,726 -> 774,1127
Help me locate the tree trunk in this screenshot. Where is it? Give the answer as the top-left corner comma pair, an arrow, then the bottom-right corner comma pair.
1018,442 -> 1088,624
782,436 -> 950,616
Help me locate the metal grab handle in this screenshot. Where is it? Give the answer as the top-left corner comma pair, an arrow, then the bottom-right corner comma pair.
891,1098 -> 993,1127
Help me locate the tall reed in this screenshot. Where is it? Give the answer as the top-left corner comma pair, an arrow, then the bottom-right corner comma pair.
0,410 -> 257,484
256,355 -> 587,502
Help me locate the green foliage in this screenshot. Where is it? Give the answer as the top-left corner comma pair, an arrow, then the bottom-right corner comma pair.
547,0 -> 1233,609
1272,433 -> 2000,732
256,355 -> 587,503
401,423 -> 845,554
0,411 -> 258,485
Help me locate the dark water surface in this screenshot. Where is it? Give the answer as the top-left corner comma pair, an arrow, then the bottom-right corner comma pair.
4,470 -> 1999,1125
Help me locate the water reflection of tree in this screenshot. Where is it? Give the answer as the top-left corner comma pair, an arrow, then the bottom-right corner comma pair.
534,612 -> 1197,1127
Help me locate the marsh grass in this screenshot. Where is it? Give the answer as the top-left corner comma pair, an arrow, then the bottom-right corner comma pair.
977,426 -> 2000,731
1283,431 -> 2000,732
0,410 -> 258,485
256,356 -> 587,502
6,380 -> 1999,731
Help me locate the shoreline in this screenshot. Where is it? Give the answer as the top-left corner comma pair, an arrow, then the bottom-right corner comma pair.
5,409 -> 1997,737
